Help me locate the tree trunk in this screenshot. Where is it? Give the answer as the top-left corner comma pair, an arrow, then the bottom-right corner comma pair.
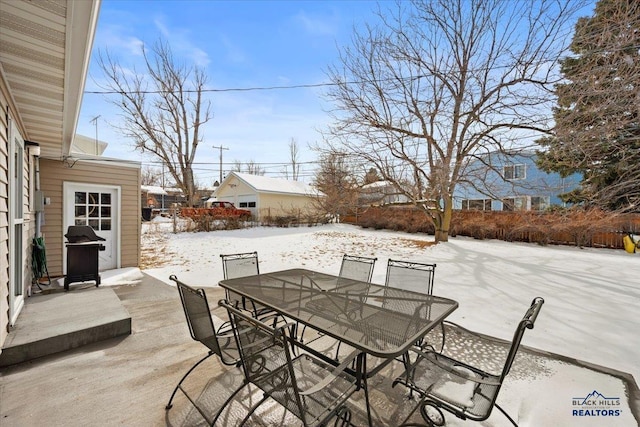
433,197 -> 453,243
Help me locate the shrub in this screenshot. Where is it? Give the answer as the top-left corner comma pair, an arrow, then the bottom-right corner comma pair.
346,206 -> 639,249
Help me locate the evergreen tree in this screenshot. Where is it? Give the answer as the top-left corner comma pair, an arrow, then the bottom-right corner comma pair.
363,168 -> 381,185
537,0 -> 640,212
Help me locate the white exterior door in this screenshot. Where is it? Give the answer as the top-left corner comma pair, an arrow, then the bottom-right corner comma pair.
64,183 -> 120,271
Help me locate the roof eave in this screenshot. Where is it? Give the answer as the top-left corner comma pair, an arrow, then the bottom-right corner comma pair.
61,0 -> 101,157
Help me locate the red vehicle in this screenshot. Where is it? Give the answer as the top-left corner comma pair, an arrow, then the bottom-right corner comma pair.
207,201 -> 252,219
181,201 -> 252,220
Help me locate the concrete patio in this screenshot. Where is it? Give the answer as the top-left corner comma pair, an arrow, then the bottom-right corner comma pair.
1,273 -> 638,426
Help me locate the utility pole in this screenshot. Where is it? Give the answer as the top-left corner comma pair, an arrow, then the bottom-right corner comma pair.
212,145 -> 229,184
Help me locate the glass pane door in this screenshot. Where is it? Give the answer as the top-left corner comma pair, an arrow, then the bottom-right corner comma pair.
74,191 -> 112,232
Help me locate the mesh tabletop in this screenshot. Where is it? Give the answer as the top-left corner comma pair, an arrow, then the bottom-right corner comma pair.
220,269 -> 458,358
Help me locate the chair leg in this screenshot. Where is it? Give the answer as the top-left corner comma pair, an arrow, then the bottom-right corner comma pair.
495,403 -> 519,427
166,351 -> 216,410
209,381 -> 250,426
238,394 -> 270,426
332,405 -> 352,427
334,341 -> 343,361
420,401 -> 445,426
299,324 -> 308,343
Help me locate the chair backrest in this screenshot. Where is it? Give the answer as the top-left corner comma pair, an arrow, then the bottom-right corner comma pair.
499,297 -> 544,381
221,300 -> 308,423
220,251 -> 259,279
170,275 -> 237,365
338,254 -> 377,282
385,259 -> 436,295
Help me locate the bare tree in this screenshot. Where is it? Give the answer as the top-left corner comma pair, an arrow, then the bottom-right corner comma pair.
97,39 -> 212,206
232,160 -> 265,175
140,165 -> 162,186
288,138 -> 301,181
322,0 -> 587,242
313,153 -> 358,221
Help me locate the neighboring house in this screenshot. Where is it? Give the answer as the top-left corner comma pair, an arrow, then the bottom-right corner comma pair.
141,185 -> 169,210
71,134 -> 108,155
359,180 -> 410,206
140,186 -> 185,211
1,0 -> 141,351
453,151 -> 581,211
214,171 -> 319,220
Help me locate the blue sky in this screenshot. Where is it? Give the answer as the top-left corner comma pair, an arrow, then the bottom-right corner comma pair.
77,0 -> 381,185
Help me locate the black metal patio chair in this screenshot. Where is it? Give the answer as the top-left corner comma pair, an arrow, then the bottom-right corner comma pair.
299,254 -> 377,356
385,259 -> 436,297
339,254 -> 377,282
220,251 -> 276,319
165,275 -> 247,425
394,297 -> 544,427
221,299 -> 359,427
384,259 -> 442,353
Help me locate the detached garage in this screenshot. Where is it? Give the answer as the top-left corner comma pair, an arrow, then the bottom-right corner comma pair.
214,172 -> 319,221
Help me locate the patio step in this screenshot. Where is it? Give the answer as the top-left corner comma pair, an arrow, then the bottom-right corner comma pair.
0,286 -> 131,367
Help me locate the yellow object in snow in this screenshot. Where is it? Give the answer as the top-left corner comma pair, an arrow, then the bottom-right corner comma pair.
623,234 -> 637,253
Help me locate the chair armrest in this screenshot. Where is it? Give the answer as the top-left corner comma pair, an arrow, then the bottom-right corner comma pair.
299,349 -> 359,396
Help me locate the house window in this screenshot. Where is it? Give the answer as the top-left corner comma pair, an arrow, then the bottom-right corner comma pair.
248,202 -> 256,208
462,199 -> 492,211
504,164 -> 526,180
502,197 -> 527,211
531,196 -> 550,211
239,202 -> 248,207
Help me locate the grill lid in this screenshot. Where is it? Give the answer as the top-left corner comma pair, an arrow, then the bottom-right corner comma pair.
65,225 -> 106,242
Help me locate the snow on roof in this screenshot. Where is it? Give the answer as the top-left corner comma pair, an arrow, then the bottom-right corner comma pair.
141,185 -> 168,195
229,171 -> 318,196
362,180 -> 395,189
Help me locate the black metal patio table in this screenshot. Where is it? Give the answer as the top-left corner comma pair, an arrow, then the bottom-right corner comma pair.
219,268 -> 458,426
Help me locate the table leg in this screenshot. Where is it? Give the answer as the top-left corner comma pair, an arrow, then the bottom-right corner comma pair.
355,353 -> 374,427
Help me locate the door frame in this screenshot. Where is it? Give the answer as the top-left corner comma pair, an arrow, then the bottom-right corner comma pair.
62,182 -> 121,272
8,117 -> 25,325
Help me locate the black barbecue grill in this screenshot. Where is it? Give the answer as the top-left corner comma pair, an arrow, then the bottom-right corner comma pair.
64,225 -> 105,291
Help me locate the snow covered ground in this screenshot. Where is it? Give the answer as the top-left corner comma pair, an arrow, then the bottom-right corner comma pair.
112,220 -> 639,426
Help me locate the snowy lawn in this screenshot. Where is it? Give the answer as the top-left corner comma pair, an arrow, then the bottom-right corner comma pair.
133,221 -> 639,426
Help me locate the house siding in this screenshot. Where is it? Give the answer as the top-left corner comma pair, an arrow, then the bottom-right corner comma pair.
0,83 -> 34,347
453,152 -> 581,211
39,159 -> 141,276
216,175 -> 253,203
215,172 -> 319,220
257,193 -> 316,219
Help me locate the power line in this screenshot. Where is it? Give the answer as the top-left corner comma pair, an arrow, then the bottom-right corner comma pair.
85,80 -> 349,95
84,42 -> 640,96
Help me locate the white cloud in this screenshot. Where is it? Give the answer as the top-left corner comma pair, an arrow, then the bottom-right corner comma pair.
293,10 -> 338,37
97,25 -> 145,57
153,17 -> 211,67
220,35 -> 247,64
